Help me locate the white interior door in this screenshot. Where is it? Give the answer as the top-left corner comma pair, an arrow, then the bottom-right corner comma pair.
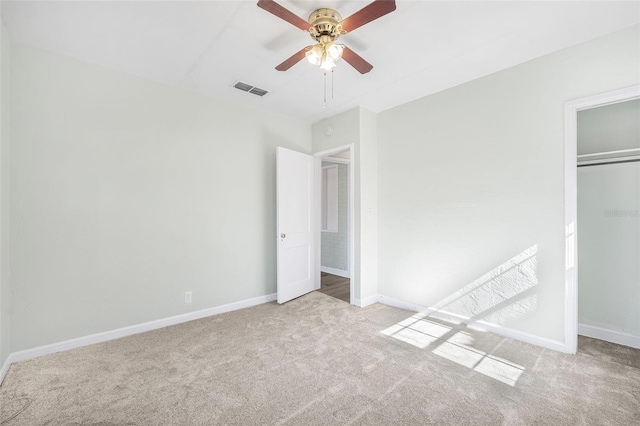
277,147 -> 316,303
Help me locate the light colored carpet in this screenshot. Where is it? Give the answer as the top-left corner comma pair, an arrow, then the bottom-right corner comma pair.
1,291 -> 639,425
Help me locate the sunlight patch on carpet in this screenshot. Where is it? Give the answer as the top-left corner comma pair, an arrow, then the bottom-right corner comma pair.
381,315 -> 452,349
433,332 -> 525,386
381,321 -> 525,386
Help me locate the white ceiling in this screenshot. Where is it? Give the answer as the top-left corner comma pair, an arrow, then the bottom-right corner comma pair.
2,1 -> 639,123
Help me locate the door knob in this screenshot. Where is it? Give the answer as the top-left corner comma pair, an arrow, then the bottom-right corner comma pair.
280,233 -> 286,238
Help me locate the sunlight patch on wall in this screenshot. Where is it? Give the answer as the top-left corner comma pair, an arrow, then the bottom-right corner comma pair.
430,245 -> 539,325
481,294 -> 538,324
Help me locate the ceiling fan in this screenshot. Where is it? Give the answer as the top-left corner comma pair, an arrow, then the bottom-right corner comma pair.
257,0 -> 396,74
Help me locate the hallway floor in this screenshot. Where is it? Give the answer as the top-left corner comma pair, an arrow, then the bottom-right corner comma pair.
318,272 -> 350,303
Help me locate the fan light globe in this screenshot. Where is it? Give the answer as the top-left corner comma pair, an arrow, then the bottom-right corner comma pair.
319,56 -> 337,71
305,44 -> 323,66
326,43 -> 344,61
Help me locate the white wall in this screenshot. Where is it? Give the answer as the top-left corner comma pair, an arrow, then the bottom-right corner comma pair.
358,108 -> 378,300
577,100 -> 639,338
577,99 -> 640,155
0,20 -> 10,367
377,25 -> 639,343
312,106 -> 379,304
578,163 -> 639,336
10,43 -> 311,352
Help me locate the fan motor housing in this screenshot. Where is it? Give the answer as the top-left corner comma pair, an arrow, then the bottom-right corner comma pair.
308,8 -> 343,41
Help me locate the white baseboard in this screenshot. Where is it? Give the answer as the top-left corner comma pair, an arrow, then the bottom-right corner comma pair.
578,323 -> 640,349
320,266 -> 349,278
0,293 -> 276,385
0,353 -> 13,385
377,294 -> 570,353
352,294 -> 379,308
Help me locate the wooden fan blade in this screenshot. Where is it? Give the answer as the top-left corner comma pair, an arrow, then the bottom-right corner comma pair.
257,0 -> 310,31
276,47 -> 308,71
341,46 -> 373,74
340,0 -> 396,33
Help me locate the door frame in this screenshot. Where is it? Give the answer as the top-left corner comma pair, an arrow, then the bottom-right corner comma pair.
319,158 -> 350,278
563,85 -> 640,353
314,144 -> 356,305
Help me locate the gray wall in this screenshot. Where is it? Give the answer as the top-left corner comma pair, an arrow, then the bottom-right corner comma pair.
321,161 -> 348,272
577,101 -> 640,337
377,25 -> 639,343
9,43 -> 311,352
0,21 -> 10,367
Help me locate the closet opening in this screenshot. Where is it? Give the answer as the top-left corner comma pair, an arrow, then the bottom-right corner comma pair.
576,98 -> 639,351
564,86 -> 640,353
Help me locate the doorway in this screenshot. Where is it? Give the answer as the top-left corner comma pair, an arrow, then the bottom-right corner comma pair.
315,145 -> 353,304
564,85 -> 640,353
576,99 -> 639,349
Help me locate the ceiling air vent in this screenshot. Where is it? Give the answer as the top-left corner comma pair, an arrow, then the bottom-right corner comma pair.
233,81 -> 268,97
249,87 -> 268,97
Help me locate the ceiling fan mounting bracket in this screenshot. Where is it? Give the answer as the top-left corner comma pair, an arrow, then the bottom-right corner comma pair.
308,8 -> 345,43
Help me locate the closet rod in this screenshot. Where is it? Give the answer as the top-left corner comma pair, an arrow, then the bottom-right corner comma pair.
577,148 -> 640,159
577,158 -> 640,168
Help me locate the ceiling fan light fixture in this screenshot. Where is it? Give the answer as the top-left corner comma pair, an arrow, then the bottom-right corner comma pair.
305,42 -> 344,71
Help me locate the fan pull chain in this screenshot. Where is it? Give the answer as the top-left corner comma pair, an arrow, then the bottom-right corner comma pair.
323,72 -> 327,108
332,69 -> 335,99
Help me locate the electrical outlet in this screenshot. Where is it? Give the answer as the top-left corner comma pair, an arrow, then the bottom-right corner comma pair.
184,291 -> 192,304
